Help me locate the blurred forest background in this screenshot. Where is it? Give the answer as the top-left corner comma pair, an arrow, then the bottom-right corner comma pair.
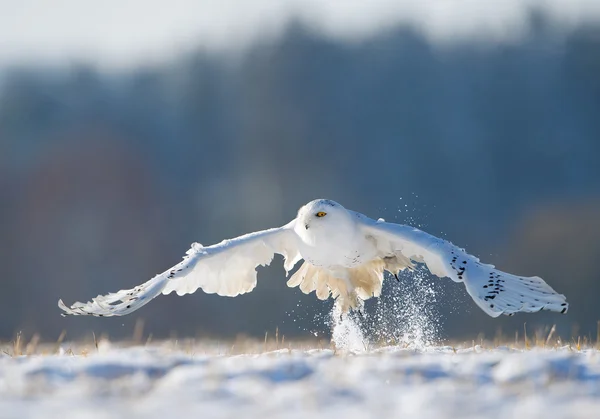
1,5 -> 599,342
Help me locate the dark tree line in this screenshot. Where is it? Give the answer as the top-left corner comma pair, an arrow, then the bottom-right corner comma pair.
1,14 -> 599,341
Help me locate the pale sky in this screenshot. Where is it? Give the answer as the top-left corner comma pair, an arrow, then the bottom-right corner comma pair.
1,0 -> 599,69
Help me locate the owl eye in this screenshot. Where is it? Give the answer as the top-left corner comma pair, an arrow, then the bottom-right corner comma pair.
316,212 -> 327,217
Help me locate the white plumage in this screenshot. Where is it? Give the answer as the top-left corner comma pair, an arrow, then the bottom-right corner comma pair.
58,199 -> 568,318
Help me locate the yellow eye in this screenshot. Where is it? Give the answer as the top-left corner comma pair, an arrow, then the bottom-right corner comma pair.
316,212 -> 327,217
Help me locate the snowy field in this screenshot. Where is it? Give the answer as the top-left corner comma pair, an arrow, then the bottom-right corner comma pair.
2,273 -> 597,419
0,338 -> 599,419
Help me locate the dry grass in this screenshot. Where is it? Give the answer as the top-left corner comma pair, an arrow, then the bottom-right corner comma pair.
1,322 -> 599,358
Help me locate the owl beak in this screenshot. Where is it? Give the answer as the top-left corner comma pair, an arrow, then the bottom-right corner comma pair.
305,223 -> 309,230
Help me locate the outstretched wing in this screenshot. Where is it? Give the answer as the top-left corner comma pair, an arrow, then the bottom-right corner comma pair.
356,215 -> 568,317
58,222 -> 302,317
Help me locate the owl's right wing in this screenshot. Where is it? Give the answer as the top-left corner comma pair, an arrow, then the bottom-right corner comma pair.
58,221 -> 302,317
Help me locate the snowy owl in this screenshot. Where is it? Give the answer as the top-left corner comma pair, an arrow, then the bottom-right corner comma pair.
59,199 -> 568,318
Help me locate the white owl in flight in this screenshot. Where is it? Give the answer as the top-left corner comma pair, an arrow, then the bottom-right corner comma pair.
59,199 -> 568,318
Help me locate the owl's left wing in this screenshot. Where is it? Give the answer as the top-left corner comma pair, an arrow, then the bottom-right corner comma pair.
355,213 -> 568,317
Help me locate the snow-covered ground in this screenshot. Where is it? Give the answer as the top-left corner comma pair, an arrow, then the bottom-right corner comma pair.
2,274 -> 597,419
0,340 -> 599,419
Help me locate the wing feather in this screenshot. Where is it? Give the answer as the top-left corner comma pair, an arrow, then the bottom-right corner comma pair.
357,215 -> 568,317
58,222 -> 301,317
